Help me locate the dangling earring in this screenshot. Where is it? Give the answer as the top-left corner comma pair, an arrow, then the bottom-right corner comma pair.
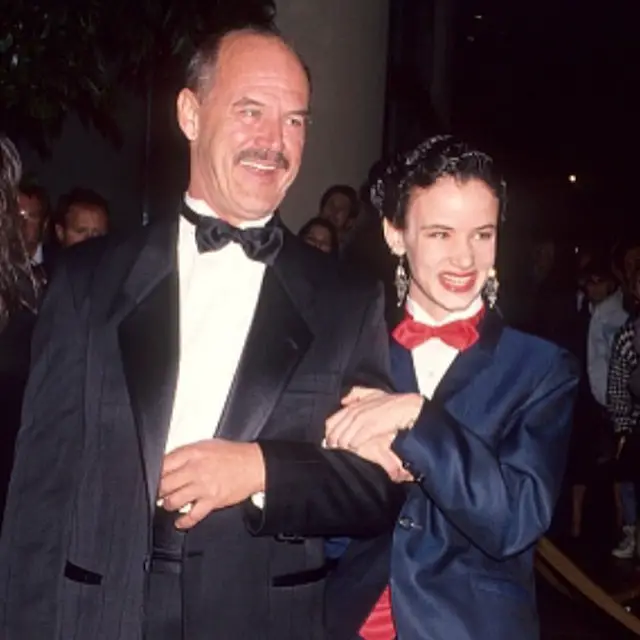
484,267 -> 500,309
395,255 -> 409,307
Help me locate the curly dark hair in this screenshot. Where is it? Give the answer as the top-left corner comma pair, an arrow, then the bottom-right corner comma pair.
0,136 -> 40,328
369,134 -> 507,228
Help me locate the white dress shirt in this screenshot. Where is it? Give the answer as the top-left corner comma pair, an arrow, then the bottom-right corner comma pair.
164,195 -> 271,454
406,296 -> 484,398
587,288 -> 628,407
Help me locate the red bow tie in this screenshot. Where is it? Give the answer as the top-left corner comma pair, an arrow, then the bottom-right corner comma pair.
393,308 -> 484,351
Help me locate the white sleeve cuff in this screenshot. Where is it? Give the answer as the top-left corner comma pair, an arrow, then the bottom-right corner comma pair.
251,491 -> 265,510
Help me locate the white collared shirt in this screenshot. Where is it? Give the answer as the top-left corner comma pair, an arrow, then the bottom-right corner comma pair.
163,195 -> 271,454
406,296 -> 484,399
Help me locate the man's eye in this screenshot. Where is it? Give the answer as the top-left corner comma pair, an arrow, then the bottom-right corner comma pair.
285,116 -> 305,128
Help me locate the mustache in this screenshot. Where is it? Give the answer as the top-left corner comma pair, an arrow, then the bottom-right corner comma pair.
235,148 -> 290,170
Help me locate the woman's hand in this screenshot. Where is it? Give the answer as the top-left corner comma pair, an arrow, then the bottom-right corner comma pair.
325,386 -> 425,451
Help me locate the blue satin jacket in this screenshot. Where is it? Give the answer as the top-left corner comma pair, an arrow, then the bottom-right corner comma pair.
326,311 -> 579,640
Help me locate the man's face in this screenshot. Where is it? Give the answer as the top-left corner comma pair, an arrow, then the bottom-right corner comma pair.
55,204 -> 108,248
18,192 -> 46,253
584,275 -> 616,305
177,33 -> 310,226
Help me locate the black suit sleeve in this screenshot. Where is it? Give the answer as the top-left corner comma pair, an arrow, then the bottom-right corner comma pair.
0,262 -> 87,624
247,284 -> 404,538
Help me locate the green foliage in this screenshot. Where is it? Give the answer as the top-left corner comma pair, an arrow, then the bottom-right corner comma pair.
0,0 -> 275,155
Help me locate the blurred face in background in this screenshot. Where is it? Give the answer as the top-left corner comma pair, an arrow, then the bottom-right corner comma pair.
584,273 -> 616,305
320,192 -> 353,232
18,192 -> 47,255
632,268 -> 640,301
623,247 -> 640,284
55,204 -> 108,248
302,222 -> 334,254
532,240 -> 555,284
384,176 -> 499,321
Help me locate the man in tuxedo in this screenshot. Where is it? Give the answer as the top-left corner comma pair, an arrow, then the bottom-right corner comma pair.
0,25 -> 403,640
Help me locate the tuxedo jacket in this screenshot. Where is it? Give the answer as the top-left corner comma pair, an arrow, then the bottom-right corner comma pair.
326,311 -> 579,640
0,216 -> 403,640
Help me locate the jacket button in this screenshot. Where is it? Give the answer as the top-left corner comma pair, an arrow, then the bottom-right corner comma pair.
398,516 -> 414,530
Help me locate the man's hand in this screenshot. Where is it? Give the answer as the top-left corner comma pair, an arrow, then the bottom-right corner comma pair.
158,439 -> 265,530
353,433 -> 413,483
326,386 -> 424,450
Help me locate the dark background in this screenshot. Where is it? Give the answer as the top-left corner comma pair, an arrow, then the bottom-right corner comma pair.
385,0 -> 637,246
2,0 -> 636,245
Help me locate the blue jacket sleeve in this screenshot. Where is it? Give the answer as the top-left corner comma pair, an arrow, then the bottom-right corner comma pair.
392,350 -> 578,560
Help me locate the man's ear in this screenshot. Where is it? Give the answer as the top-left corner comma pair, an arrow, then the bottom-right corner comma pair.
177,88 -> 201,142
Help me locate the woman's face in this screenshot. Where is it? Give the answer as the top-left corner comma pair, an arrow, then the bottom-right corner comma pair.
384,176 -> 499,321
320,193 -> 352,231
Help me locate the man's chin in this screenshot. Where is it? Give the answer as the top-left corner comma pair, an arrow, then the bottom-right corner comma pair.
233,197 -> 282,220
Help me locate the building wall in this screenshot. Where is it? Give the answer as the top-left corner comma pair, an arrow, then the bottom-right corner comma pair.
275,0 -> 390,230
17,93 -> 146,232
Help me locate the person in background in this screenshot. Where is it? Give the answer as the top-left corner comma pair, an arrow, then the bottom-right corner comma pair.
298,216 -> 339,255
0,137 -> 41,524
318,184 -> 359,250
607,265 -> 640,559
54,187 -> 110,249
588,238 -> 640,558
343,161 -> 399,327
589,239 -> 640,406
519,233 -> 578,347
325,135 -> 579,640
17,182 -> 50,267
565,254 -> 617,539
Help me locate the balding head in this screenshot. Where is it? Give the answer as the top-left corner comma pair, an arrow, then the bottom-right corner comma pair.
177,27 -> 311,226
186,26 -> 311,100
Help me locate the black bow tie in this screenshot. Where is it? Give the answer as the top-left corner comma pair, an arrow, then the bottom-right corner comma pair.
181,205 -> 284,265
